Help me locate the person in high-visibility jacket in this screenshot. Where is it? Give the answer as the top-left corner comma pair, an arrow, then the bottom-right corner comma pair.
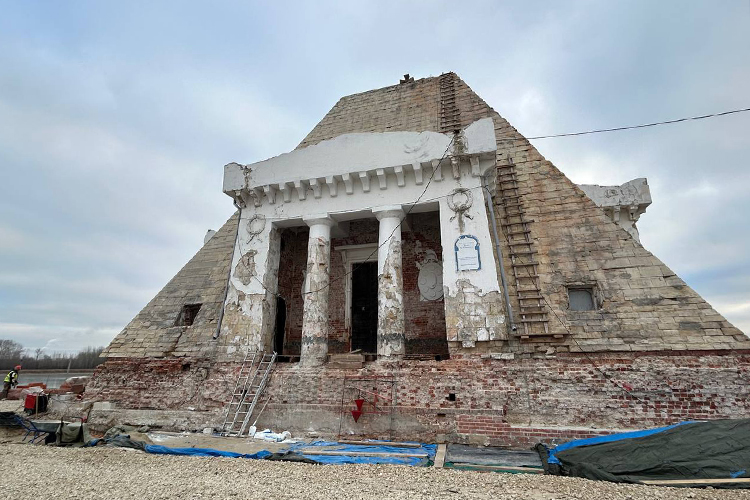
1,365 -> 21,399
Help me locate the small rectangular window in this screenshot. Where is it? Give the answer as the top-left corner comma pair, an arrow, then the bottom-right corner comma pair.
176,304 -> 202,326
568,288 -> 596,311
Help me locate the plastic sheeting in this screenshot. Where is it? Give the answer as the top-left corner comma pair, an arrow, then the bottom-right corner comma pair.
88,435 -> 435,467
538,419 -> 750,488
292,440 -> 437,466
547,422 -> 690,465
144,444 -> 273,459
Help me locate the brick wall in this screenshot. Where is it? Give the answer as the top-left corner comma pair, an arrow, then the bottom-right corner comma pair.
401,213 -> 448,355
275,215 -> 447,356
277,229 -> 308,355
87,350 -> 750,447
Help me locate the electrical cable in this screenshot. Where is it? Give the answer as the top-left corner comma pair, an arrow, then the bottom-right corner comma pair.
232,184 -> 489,223
483,183 -> 662,412
242,134 -> 457,300
497,106 -> 750,141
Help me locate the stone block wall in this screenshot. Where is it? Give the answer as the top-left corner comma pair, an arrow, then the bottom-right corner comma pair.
103,213 -> 242,359
297,77 -> 440,149
295,73 -> 747,355
450,74 -> 748,355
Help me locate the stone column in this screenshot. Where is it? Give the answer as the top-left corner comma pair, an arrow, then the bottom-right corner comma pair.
300,215 -> 334,366
373,206 -> 406,359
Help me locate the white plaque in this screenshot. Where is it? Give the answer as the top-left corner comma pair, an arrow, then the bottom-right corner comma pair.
455,235 -> 481,271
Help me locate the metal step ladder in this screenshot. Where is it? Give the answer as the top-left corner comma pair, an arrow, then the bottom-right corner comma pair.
221,351 -> 277,437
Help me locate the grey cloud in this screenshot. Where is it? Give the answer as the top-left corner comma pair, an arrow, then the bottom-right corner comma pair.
1,1 -> 748,350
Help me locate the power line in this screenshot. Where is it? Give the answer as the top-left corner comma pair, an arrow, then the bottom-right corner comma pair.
483,184 -> 660,411
305,134 -> 456,295
498,106 -> 750,141
233,183 -> 487,223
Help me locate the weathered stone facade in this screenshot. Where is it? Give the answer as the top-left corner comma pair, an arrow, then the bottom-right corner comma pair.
92,73 -> 749,444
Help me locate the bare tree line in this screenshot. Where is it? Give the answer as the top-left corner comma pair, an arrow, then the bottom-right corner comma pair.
0,339 -> 104,371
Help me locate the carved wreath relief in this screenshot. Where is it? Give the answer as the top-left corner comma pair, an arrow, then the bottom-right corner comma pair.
447,187 -> 473,232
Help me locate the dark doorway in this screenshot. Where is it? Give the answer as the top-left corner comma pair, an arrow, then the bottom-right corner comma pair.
273,297 -> 286,354
351,262 -> 378,353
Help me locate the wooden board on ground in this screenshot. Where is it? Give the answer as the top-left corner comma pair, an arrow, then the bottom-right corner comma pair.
640,478 -> 750,485
338,440 -> 422,448
434,444 -> 447,468
446,444 -> 542,468
300,449 -> 428,458
449,463 -> 544,474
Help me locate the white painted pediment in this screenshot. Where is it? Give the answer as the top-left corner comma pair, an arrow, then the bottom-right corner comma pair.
223,118 -> 497,200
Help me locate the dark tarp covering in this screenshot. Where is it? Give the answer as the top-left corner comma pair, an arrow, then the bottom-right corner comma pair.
537,419 -> 750,488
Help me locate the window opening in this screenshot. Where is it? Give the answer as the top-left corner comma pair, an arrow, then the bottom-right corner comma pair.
568,288 -> 596,311
176,304 -> 202,326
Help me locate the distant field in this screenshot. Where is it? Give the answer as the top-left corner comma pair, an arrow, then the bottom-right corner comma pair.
16,370 -> 95,388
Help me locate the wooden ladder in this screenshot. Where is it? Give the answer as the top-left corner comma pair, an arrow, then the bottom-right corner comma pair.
438,73 -> 461,133
495,162 -> 556,339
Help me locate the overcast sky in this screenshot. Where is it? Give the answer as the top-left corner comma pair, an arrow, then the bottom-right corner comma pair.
1,1 -> 748,353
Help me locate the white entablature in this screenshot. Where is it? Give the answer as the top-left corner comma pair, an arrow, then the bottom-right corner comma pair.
223,118 -> 497,208
221,118 -> 507,364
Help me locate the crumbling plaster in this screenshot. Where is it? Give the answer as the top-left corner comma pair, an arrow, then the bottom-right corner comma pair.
300,217 -> 334,366
375,208 -> 406,358
223,117 -> 497,194
438,189 -> 507,347
222,218 -> 280,355
221,118 -> 507,354
577,178 -> 652,241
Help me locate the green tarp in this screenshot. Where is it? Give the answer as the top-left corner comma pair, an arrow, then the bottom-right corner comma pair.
537,419 -> 750,488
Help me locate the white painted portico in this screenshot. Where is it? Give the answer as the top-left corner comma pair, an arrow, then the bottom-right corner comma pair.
221,118 -> 507,365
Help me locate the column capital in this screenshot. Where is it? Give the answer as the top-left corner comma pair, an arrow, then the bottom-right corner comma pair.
303,214 -> 335,228
372,205 -> 405,221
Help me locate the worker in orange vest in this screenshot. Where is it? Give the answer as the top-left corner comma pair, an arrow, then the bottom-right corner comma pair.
1,365 -> 21,399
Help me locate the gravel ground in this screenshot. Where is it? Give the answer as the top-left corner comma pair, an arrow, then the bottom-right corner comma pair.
1,442 -> 748,500
0,398 -> 24,412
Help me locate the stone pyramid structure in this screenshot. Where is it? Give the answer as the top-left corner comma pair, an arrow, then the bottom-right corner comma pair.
103,72 -> 746,359
90,73 -> 749,446
103,212 -> 239,358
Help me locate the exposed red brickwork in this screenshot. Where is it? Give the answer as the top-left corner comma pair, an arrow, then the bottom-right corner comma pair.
275,215 -> 447,356
88,351 -> 750,447
401,213 -> 448,355
277,229 -> 308,355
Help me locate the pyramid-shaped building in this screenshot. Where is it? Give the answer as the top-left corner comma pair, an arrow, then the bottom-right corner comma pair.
87,73 -> 750,446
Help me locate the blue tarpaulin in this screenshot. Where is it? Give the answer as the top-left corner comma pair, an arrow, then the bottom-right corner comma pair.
292,440 -> 437,466
89,435 -> 435,466
143,444 -> 273,460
